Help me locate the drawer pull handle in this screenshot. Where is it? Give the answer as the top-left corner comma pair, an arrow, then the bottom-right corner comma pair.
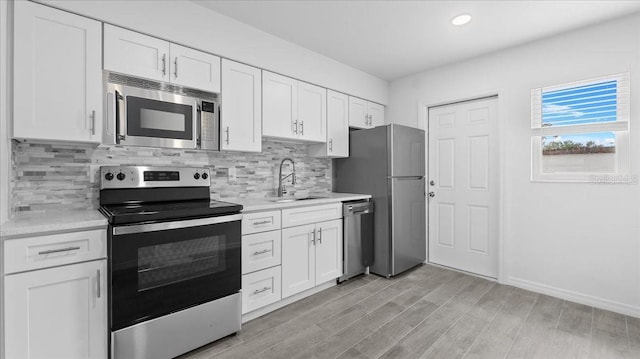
253,286 -> 271,295
253,220 -> 271,226
38,246 -> 81,255
253,249 -> 272,256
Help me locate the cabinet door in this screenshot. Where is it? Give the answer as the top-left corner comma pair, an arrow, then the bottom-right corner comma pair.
5,260 -> 107,359
327,90 -> 349,157
315,219 -> 343,285
297,81 -> 326,142
221,59 -> 262,152
104,24 -> 169,82
263,71 -> 298,140
281,224 -> 316,298
170,43 -> 221,92
13,1 -> 102,143
348,96 -> 368,129
368,102 -> 385,127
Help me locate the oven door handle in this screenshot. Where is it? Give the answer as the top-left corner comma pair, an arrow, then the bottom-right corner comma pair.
112,214 -> 242,235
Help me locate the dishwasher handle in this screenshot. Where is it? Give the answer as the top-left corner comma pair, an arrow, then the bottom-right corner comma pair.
343,201 -> 374,217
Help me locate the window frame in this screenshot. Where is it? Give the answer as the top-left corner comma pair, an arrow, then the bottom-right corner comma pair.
530,73 -> 630,183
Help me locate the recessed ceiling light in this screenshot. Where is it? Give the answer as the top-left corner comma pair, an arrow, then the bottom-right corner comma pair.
451,14 -> 472,26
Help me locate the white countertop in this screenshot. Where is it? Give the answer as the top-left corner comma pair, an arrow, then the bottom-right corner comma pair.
1,210 -> 108,239
229,192 -> 371,212
0,193 -> 371,238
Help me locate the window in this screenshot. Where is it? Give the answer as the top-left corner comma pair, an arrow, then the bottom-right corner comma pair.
531,73 -> 630,182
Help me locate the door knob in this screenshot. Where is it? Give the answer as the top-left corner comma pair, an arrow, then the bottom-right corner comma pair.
428,192 -> 435,198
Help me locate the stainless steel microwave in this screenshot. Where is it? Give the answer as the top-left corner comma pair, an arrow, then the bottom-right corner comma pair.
103,78 -> 219,150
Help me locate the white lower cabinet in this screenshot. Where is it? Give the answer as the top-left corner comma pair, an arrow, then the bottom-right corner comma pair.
242,266 -> 282,314
4,260 -> 107,359
241,203 -> 343,316
281,223 -> 316,297
281,219 -> 342,299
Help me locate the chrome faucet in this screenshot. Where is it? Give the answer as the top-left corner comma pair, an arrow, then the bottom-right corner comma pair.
277,158 -> 296,197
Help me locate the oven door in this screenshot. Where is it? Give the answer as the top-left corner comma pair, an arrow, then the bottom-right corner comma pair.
108,83 -> 198,149
109,214 -> 241,331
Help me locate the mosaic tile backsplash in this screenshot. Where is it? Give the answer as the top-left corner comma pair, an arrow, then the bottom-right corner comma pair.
11,140 -> 332,214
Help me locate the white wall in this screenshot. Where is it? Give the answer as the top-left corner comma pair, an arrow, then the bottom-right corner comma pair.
389,14 -> 640,316
1,0 -> 10,225
38,0 -> 388,105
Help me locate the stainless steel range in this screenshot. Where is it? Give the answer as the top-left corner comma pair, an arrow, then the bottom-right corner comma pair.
99,166 -> 242,359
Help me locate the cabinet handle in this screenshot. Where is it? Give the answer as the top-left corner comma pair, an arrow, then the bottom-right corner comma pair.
90,110 -> 96,135
38,246 -> 81,255
311,228 -> 316,245
225,126 -> 230,145
329,139 -> 333,152
162,54 -> 166,76
174,57 -> 178,78
253,286 -> 271,295
253,220 -> 271,226
318,228 -> 322,244
299,121 -> 304,135
97,269 -> 101,298
253,249 -> 272,256
293,120 -> 298,134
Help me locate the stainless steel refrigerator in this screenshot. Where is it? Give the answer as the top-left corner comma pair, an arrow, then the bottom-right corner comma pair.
334,124 -> 426,277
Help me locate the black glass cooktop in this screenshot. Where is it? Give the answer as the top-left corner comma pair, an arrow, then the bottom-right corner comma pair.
100,199 -> 242,225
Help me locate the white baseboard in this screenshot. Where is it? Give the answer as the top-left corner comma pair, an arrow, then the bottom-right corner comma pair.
507,276 -> 640,318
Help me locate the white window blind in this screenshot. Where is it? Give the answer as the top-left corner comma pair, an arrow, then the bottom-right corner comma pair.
530,72 -> 630,182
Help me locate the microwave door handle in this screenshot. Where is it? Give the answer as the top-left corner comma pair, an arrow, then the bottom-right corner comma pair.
196,103 -> 201,146
115,90 -> 125,142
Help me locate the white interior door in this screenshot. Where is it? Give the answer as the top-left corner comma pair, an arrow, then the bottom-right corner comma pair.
428,97 -> 498,278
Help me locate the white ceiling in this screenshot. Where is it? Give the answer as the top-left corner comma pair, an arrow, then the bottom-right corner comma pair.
194,0 -> 640,81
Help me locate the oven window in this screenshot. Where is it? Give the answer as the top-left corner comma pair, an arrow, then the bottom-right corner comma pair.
126,96 -> 193,140
138,236 -> 225,291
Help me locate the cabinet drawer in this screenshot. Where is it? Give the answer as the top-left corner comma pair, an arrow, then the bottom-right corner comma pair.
242,266 -> 281,314
242,230 -> 281,274
4,229 -> 106,274
242,210 -> 281,234
281,203 -> 342,228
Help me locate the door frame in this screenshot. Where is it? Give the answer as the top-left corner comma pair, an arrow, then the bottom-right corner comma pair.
419,93 -> 507,283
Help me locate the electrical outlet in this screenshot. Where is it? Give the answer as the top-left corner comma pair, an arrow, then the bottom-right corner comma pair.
228,167 -> 237,182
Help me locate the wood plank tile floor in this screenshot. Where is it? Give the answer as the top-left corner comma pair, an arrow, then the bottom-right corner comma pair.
179,264 -> 640,359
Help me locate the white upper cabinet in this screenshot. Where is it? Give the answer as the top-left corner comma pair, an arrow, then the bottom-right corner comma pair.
348,96 -> 385,129
348,96 -> 368,129
13,1 -> 102,143
104,25 -> 220,93
368,101 -> 385,127
169,43 -> 221,92
309,90 -> 349,158
104,24 -> 169,83
263,71 -> 326,143
297,81 -> 327,142
263,71 -> 298,139
221,59 -> 262,152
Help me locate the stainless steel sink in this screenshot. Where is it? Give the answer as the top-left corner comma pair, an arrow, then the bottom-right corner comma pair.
270,196 -> 324,203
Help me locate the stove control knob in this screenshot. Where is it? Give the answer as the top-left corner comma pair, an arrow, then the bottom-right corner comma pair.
193,173 -> 200,180
116,172 -> 126,181
201,172 -> 208,180
104,172 -> 114,181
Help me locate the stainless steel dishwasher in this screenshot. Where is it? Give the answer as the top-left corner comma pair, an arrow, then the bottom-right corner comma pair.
339,200 -> 374,282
